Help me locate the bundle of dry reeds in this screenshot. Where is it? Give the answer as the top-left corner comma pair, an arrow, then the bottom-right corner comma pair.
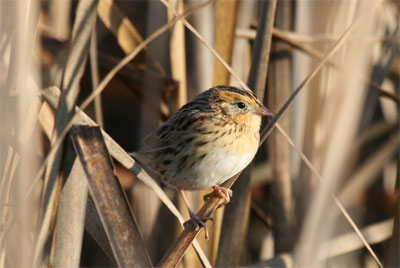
0,0 -> 398,267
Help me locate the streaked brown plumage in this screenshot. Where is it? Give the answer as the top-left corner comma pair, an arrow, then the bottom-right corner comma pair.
133,85 -> 272,237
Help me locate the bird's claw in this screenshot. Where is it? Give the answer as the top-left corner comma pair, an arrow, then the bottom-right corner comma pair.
183,213 -> 214,239
203,185 -> 233,208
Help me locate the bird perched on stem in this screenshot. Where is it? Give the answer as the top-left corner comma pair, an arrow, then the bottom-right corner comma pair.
133,85 -> 272,238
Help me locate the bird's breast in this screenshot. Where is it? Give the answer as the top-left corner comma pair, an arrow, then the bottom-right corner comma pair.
174,125 -> 260,190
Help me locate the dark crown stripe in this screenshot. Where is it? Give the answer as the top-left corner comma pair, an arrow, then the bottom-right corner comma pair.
214,85 -> 258,102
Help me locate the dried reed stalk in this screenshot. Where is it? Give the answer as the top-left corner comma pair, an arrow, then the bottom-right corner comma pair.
337,134 -> 399,208
97,0 -> 164,74
252,218 -> 394,267
89,28 -> 104,128
97,0 -> 144,54
33,1 -> 98,265
212,0 -> 238,86
168,0 -> 187,109
0,1 -> 41,266
267,0 -> 293,254
295,1 -> 383,267
217,1 -> 276,266
71,125 -> 152,267
247,0 -> 277,101
38,101 -> 89,267
209,0 -> 239,264
53,155 -> 88,267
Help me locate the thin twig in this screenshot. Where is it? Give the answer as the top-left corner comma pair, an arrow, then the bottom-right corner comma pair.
90,27 -> 104,127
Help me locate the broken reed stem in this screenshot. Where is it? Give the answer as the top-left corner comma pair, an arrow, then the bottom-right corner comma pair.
71,126 -> 152,267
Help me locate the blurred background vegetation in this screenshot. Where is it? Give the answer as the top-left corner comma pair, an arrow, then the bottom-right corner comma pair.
0,0 -> 399,267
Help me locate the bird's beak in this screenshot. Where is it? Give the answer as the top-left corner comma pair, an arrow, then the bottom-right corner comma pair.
254,105 -> 273,118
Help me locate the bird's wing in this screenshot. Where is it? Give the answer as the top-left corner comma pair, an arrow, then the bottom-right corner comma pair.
136,133 -> 179,153
137,107 -> 202,153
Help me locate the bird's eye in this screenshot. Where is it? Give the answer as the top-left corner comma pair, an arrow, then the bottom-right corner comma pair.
236,101 -> 246,109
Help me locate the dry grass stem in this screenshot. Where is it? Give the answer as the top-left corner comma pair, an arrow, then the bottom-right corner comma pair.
54,152 -> 88,267
33,1 -> 98,265
210,0 -> 239,264
89,27 -> 104,128
71,125 -> 152,267
97,0 -> 144,54
168,0 -> 187,108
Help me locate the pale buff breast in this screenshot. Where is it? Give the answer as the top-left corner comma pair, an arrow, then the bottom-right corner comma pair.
171,116 -> 261,190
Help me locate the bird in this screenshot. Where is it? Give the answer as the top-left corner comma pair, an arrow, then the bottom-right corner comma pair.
133,85 -> 272,238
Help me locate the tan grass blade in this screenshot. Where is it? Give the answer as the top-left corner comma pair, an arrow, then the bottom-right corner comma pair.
97,0 -> 164,74
89,28 -> 104,127
168,0 -> 187,109
33,1 -> 98,265
317,219 -> 394,260
71,125 -> 152,267
39,103 -> 89,266
53,149 -> 88,267
294,1 -> 384,266
97,0 -> 143,54
267,0 -> 294,253
338,134 -> 399,208
229,1 -> 256,87
272,28 -> 399,104
185,0 -> 215,96
215,169 -> 251,267
210,0 -> 239,264
246,0 -> 277,100
48,0 -> 71,40
0,1 -> 41,266
212,0 -> 238,86
251,219 -> 394,266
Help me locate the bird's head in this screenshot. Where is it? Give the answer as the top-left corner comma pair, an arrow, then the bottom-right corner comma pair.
210,86 -> 272,125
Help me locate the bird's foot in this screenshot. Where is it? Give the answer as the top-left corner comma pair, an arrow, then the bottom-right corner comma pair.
203,185 -> 233,208
183,211 -> 214,239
